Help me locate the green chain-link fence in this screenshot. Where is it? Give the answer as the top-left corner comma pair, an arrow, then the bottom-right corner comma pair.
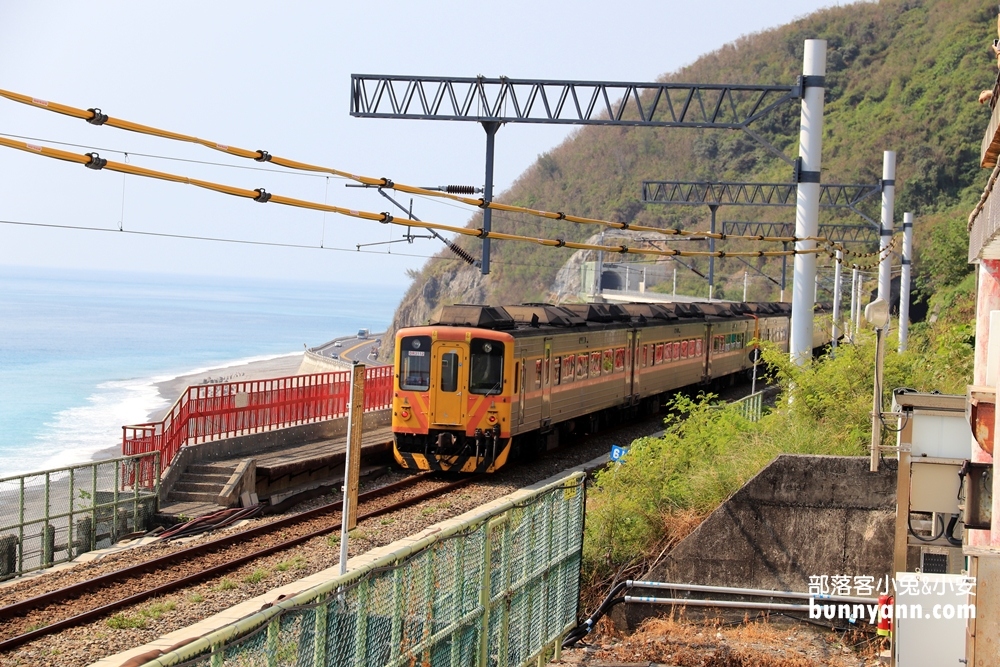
144,471 -> 585,667
0,453 -> 160,580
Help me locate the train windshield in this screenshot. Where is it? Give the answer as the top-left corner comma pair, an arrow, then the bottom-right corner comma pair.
399,336 -> 432,390
470,338 -> 504,395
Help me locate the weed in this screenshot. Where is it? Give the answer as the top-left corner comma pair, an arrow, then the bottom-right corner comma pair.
214,578 -> 237,591
348,528 -> 368,540
379,518 -> 395,526
188,593 -> 205,603
243,568 -> 269,585
327,534 -> 340,547
24,620 -> 47,632
141,601 -> 177,619
420,507 -> 436,517
275,555 -> 306,572
107,613 -> 147,630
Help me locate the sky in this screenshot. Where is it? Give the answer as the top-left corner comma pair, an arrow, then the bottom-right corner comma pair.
0,1 -> 849,287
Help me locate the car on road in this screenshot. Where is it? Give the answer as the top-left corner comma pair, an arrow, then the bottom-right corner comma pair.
334,341 -> 342,347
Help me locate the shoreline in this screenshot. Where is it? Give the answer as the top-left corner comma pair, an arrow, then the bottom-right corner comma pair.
88,352 -> 306,462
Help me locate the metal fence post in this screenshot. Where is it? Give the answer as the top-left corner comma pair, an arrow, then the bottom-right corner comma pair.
478,518 -> 499,667
266,616 -> 279,667
18,477 -> 24,574
389,565 -> 404,662
353,579 -> 370,665
313,595 -> 328,667
91,465 -> 98,551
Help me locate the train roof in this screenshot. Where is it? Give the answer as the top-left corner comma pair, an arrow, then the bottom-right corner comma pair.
426,301 -> 793,334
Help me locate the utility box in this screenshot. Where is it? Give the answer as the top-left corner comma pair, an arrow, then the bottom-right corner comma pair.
892,392 -> 968,577
894,572 -> 973,666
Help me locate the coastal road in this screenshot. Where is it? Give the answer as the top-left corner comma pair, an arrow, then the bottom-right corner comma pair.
311,332 -> 384,364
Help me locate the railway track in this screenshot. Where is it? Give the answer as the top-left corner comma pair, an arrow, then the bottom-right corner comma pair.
0,472 -> 478,652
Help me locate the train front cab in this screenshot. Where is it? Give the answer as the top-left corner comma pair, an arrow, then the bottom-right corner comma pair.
392,326 -> 514,472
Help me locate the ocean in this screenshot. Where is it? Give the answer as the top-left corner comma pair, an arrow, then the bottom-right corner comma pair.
0,265 -> 402,479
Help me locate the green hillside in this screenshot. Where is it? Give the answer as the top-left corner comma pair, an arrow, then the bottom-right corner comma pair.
391,0 -> 990,328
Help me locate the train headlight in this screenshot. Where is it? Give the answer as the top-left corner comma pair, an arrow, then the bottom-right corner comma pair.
482,342 -> 492,353
401,409 -> 410,419
488,414 -> 497,424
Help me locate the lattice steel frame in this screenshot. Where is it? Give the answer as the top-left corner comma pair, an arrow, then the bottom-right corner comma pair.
350,75 -> 805,274
722,221 -> 879,244
350,75 -> 800,128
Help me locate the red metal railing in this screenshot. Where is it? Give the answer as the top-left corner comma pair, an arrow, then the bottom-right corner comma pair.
122,366 -> 394,484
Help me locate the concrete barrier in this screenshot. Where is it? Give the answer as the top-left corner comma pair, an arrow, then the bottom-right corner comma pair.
616,454 -> 896,630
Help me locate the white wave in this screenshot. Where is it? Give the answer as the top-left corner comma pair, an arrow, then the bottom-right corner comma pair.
0,351 -> 304,479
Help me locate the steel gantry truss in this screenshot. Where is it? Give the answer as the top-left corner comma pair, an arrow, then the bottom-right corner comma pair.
350,75 -> 800,128
721,221 -> 879,244
641,179 -> 882,297
641,180 -> 881,213
350,75 -> 804,274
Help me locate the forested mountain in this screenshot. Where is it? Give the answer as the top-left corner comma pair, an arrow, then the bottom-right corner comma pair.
387,0 -> 991,342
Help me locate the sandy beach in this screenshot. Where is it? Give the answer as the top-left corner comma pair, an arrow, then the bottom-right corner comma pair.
88,353 -> 306,462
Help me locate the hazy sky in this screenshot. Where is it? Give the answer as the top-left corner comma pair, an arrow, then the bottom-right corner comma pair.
0,1 -> 846,287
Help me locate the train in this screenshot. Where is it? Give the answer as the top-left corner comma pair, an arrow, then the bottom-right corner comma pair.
391,300 -> 828,473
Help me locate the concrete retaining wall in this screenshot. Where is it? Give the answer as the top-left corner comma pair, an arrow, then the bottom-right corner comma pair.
617,454 -> 897,630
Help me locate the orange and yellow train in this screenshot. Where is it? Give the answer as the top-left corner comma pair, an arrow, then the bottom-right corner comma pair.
391,301 -> 824,473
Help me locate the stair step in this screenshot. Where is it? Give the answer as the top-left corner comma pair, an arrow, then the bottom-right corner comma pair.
187,464 -> 238,476
177,472 -> 232,484
173,481 -> 225,494
167,490 -> 222,503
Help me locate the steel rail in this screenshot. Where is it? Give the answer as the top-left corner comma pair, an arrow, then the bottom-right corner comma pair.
0,473 -> 480,652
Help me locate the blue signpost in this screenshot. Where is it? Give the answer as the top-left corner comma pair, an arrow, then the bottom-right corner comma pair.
610,444 -> 629,463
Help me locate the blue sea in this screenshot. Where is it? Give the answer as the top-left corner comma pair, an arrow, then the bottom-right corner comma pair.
0,265 -> 402,479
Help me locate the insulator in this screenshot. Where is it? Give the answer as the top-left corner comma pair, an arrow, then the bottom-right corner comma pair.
445,185 -> 476,194
447,242 -> 478,266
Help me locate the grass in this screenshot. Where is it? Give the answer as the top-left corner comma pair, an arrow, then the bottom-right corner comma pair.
106,613 -> 147,630
188,593 -> 205,603
141,601 -> 177,620
243,568 -> 269,585
24,620 -> 47,632
420,507 -> 436,517
379,517 -> 395,526
327,534 -> 340,547
213,578 -> 237,591
275,555 -> 307,572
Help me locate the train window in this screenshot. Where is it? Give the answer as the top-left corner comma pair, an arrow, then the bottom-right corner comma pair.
654,344 -> 663,364
514,362 -> 519,394
641,345 -> 648,368
399,336 -> 432,391
553,357 -> 562,386
680,340 -> 688,358
695,339 -> 703,356
664,342 -> 672,362
671,341 -> 680,359
590,351 -> 601,376
440,352 -> 459,392
602,350 -> 613,374
614,348 -> 625,372
535,359 -> 542,388
562,355 -> 575,383
577,354 -> 588,379
470,338 -> 504,395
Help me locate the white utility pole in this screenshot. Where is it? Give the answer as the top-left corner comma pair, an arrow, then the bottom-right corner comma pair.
790,39 -> 827,365
878,151 -> 896,303
672,267 -> 677,296
743,271 -> 749,302
832,249 -> 843,350
898,212 -> 914,352
850,266 -> 860,339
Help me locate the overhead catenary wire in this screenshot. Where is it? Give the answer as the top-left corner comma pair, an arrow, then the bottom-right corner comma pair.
0,136 -> 837,261
0,87 -> 880,257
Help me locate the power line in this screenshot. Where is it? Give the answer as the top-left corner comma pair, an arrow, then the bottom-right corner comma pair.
0,131 -> 344,180
0,217 -> 575,271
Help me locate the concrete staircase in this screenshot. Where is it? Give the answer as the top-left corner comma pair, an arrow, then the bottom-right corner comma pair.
159,462 -> 239,519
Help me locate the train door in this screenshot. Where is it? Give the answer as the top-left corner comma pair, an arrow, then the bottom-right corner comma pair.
517,356 -> 526,426
627,330 -> 638,402
430,342 -> 466,426
541,338 -> 552,423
